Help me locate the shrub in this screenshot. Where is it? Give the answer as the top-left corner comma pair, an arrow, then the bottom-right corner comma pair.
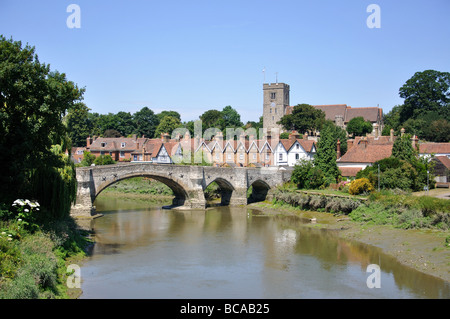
291,160 -> 327,189
348,178 -> 374,195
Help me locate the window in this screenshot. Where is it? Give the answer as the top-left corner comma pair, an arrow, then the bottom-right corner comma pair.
270,108 -> 272,113
240,154 -> 244,160
253,153 -> 257,160
77,150 -> 83,155
270,92 -> 276,99
100,151 -> 105,155
296,144 -> 299,149
275,108 -> 277,114
120,151 -> 125,158
279,153 -> 283,161
216,153 -> 219,159
101,142 -> 106,147
227,154 -> 232,160
266,153 -> 269,160
295,154 -> 299,160
133,155 -> 138,161
121,142 -> 126,148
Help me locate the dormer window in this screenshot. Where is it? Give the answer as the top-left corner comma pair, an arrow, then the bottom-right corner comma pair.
101,142 -> 106,147
121,142 -> 126,148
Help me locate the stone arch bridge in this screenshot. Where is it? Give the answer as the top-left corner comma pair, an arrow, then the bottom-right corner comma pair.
71,163 -> 293,218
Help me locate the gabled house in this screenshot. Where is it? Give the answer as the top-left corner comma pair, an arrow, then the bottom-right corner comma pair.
272,132 -> 316,166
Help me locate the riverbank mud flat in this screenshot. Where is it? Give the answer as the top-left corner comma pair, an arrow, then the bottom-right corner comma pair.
250,202 -> 450,283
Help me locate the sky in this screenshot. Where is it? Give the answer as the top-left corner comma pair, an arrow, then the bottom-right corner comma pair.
1,0 -> 449,123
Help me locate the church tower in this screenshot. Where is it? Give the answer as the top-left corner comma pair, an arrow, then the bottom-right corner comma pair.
263,82 -> 290,132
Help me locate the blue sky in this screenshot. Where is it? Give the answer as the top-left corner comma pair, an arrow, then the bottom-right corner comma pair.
1,0 -> 449,123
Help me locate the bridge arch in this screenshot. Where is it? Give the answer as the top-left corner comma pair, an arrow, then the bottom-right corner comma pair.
247,179 -> 271,204
204,177 -> 235,206
95,173 -> 191,207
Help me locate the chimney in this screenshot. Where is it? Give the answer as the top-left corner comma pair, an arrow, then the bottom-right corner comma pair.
411,134 -> 419,150
390,128 -> 394,142
360,136 -> 368,149
132,134 -> 137,140
86,136 -> 92,148
161,133 -> 170,143
347,139 -> 354,150
337,139 -> 341,159
304,132 -> 308,140
289,131 -> 300,141
373,123 -> 379,138
401,128 -> 405,137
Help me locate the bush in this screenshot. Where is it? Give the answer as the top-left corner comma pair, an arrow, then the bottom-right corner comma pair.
348,178 -> 374,195
291,160 -> 327,190
94,154 -> 115,166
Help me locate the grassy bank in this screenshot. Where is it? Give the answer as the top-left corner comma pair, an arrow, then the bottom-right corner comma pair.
0,216 -> 91,299
103,177 -> 173,196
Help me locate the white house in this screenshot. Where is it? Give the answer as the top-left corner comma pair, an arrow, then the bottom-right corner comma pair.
273,134 -> 316,167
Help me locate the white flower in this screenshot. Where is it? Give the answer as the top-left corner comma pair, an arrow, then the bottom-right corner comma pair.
8,234 -> 12,237
18,218 -> 22,222
1,232 -> 6,235
24,209 -> 29,212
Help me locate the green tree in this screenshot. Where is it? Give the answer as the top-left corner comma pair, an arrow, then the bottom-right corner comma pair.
314,123 -> 340,183
200,109 -> 224,131
391,133 -> 415,162
66,102 -> 92,147
221,105 -> 242,129
156,110 -> 181,122
291,159 -> 326,189
0,36 -> 82,217
94,154 -> 115,165
425,119 -> 450,142
103,129 -> 122,138
154,115 -> 182,138
80,151 -> 96,167
133,107 -> 159,138
278,104 -> 325,133
346,116 -> 373,137
323,120 -> 347,156
115,111 -> 134,136
399,70 -> 450,123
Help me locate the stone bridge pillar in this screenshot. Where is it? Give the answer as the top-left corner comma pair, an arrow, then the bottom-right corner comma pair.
71,167 -> 95,218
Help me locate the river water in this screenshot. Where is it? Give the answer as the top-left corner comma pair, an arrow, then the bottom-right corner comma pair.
79,195 -> 450,299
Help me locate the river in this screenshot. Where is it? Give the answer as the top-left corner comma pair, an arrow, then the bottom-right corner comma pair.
79,195 -> 450,299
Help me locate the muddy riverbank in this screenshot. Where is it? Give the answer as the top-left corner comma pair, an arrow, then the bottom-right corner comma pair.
250,202 -> 450,283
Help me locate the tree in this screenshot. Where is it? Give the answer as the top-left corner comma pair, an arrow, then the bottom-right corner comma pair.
66,102 -> 92,147
133,107 -> 159,138
80,151 -> 96,167
278,104 -> 325,133
399,70 -> 450,123
391,133 -> 415,162
426,119 -> 450,142
200,109 -> 224,131
156,110 -> 181,122
323,120 -> 348,156
314,123 -> 340,183
346,116 -> 373,137
103,129 -> 122,138
291,159 -> 326,189
115,111 -> 134,136
221,105 -> 242,129
0,36 -> 82,217
154,115 -> 182,138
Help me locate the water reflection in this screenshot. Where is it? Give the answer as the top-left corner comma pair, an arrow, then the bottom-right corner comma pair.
80,196 -> 450,299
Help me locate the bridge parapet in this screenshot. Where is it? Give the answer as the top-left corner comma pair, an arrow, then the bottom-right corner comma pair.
71,164 -> 292,218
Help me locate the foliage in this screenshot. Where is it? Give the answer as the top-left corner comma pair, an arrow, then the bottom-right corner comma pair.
314,122 -> 340,183
0,36 -> 83,210
80,151 -> 96,167
221,105 -> 243,129
103,128 -> 122,138
346,116 -> 373,137
65,103 -> 92,147
154,115 -> 182,138
348,178 -> 374,195
291,160 -> 327,189
156,110 -> 181,122
391,133 -> 415,162
278,103 -> 325,133
93,154 -> 115,166
399,69 -> 450,123
133,107 -> 159,138
280,132 -> 290,139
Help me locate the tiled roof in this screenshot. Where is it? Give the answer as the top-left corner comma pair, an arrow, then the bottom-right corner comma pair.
344,107 -> 380,123
338,140 -> 393,163
89,137 -> 140,151
418,143 -> 450,154
312,104 -> 348,121
338,167 -> 363,177
436,156 -> 450,169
